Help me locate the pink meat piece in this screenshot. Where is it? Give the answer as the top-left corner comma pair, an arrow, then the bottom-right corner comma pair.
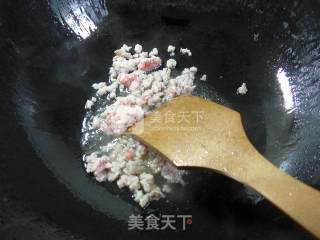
94,159 -> 112,175
138,57 -> 162,72
101,104 -> 144,135
125,149 -> 134,161
118,73 -> 139,87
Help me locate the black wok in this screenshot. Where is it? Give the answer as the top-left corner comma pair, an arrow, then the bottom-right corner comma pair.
0,0 -> 319,239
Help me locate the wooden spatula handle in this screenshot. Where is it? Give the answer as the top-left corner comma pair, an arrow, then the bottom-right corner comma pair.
213,151 -> 320,238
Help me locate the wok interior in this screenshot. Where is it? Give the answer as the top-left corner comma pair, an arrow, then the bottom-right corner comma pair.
1,0 -> 320,239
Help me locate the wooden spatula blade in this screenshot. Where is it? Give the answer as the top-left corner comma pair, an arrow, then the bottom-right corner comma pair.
129,95 -> 252,174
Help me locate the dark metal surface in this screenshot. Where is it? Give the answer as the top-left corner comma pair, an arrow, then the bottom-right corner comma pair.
0,0 -> 319,239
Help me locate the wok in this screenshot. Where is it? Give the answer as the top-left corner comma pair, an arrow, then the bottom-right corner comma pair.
0,0 -> 319,239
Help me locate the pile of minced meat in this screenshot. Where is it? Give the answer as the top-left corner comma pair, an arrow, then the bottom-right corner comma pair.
82,44 -> 247,208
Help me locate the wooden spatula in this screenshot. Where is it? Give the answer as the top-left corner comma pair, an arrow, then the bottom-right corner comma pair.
128,95 -> 320,238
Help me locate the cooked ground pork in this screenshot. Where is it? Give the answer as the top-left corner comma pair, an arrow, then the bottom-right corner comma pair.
82,44 -> 202,207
